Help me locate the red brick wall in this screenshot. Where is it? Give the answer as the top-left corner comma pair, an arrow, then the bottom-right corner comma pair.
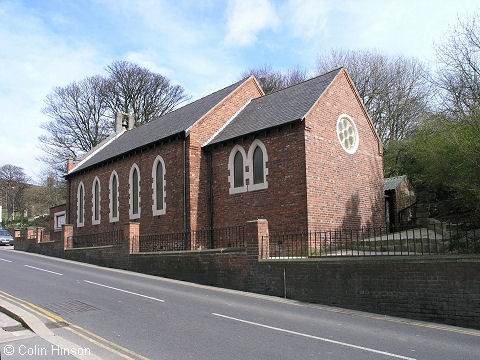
209,123 -> 308,233
49,204 -> 66,241
304,70 -> 385,230
188,77 -> 263,230
67,138 -> 185,236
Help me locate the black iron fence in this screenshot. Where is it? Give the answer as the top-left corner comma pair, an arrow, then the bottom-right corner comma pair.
264,223 -> 480,259
70,230 -> 124,248
139,225 -> 246,252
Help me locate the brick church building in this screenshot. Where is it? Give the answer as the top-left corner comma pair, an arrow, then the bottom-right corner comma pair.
65,68 -> 384,237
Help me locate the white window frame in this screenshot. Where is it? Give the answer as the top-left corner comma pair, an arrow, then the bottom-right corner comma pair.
54,211 -> 66,232
336,114 -> 359,154
92,176 -> 101,225
247,139 -> 269,191
109,171 -> 120,223
77,182 -> 85,228
228,145 -> 248,194
129,163 -> 141,220
152,155 -> 166,216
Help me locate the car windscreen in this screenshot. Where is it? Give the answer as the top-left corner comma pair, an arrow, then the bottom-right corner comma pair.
0,230 -> 11,236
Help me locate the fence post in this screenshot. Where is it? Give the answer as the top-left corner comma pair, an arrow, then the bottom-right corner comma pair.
246,219 -> 269,261
124,222 -> 140,254
62,224 -> 74,250
26,227 -> 35,241
14,229 -> 22,250
246,219 -> 269,293
36,227 -> 44,243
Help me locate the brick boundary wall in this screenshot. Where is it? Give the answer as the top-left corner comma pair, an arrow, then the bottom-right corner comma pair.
13,221 -> 480,330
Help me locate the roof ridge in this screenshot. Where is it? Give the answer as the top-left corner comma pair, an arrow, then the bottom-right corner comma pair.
151,77 -> 249,123
252,67 -> 344,100
104,77 -> 250,138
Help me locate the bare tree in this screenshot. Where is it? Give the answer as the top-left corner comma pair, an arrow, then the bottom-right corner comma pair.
316,49 -> 431,144
40,61 -> 189,168
104,61 -> 189,127
0,164 -> 30,220
434,13 -> 480,118
241,65 -> 307,94
40,76 -> 110,169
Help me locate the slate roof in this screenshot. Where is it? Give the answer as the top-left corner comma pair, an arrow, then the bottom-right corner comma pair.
384,175 -> 407,191
206,67 -> 343,146
69,78 -> 248,175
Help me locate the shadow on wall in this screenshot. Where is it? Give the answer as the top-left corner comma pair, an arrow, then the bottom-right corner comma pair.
341,193 -> 361,229
341,192 -> 385,230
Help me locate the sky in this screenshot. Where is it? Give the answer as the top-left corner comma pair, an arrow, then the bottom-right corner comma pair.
0,0 -> 478,182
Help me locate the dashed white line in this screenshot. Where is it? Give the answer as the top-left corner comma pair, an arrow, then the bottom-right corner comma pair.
83,280 -> 165,303
212,313 -> 416,360
24,265 -> 63,276
0,258 -> 12,262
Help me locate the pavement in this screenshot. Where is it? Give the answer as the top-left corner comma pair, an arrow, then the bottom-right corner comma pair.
0,306 -> 79,359
0,245 -> 479,360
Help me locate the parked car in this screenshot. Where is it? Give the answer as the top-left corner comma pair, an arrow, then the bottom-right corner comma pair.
0,229 -> 14,246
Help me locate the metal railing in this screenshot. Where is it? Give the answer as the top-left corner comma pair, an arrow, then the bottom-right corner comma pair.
264,223 -> 480,259
139,225 -> 246,252
70,230 -> 124,248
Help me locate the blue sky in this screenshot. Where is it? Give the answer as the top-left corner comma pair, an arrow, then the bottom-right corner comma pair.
0,0 -> 478,181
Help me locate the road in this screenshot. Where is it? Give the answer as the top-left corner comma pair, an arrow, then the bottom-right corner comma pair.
0,246 -> 479,360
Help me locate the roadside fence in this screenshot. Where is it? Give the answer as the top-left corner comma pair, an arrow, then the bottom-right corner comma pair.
264,223 -> 480,259
70,230 -> 124,248
139,225 -> 246,252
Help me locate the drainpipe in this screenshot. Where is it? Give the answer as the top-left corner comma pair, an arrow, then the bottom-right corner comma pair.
208,149 -> 214,247
66,178 -> 71,224
183,135 -> 187,249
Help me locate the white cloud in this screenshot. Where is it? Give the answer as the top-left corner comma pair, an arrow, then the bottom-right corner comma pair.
124,51 -> 174,76
286,0 -> 331,38
224,0 -> 279,46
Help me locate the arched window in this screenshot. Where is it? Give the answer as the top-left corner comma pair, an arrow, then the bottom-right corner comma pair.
77,182 -> 85,227
152,156 -> 166,216
253,146 -> 264,184
234,151 -> 244,188
109,171 -> 119,222
129,164 -> 141,219
228,145 -> 247,194
247,139 -> 268,191
92,177 -> 101,225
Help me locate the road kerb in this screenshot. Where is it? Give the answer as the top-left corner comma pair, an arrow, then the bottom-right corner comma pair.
0,298 -> 102,360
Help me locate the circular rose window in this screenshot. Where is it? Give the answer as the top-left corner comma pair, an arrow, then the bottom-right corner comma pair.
336,115 -> 358,154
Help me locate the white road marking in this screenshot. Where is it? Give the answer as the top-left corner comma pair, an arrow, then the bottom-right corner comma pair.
212,313 -> 416,360
0,258 -> 12,262
24,265 -> 63,276
83,280 -> 165,303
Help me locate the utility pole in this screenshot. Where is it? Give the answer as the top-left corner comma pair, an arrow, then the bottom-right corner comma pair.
11,186 -> 15,221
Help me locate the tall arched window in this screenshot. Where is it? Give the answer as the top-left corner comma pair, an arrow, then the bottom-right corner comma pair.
228,145 -> 247,194
234,151 -> 244,188
109,171 -> 119,223
253,146 -> 264,184
152,156 -> 166,216
92,177 -> 101,225
129,164 -> 141,219
77,182 -> 85,227
247,139 -> 269,191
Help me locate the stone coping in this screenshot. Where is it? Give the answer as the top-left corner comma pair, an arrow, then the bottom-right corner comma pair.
131,247 -> 246,256
260,254 -> 480,264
